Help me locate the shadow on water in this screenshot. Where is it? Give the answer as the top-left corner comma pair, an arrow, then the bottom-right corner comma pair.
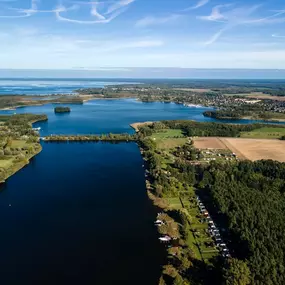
0,142 -> 166,285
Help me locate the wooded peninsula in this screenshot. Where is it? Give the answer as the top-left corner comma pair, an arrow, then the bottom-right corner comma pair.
0,114 -> 47,182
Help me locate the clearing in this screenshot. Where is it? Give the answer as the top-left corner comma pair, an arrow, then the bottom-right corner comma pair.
151,129 -> 187,150
10,140 -> 28,148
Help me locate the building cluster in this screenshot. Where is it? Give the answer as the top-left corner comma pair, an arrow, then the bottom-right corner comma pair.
260,100 -> 285,113
197,196 -> 231,259
201,150 -> 238,162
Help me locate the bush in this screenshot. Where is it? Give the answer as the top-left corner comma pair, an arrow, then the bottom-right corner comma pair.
4,148 -> 12,155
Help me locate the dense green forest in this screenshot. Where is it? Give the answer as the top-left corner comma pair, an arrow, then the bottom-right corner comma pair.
203,110 -> 242,120
197,160 -> 285,285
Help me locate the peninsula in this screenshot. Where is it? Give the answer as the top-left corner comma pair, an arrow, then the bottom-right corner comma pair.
0,114 -> 47,183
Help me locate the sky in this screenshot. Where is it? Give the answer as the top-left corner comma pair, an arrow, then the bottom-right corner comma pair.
0,0 -> 285,73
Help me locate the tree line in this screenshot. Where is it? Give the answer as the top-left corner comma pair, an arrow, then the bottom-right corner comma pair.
138,120 -> 283,138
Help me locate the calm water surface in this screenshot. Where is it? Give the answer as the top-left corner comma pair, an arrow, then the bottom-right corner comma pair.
0,99 -> 218,135
1,99 -> 280,136
0,143 -> 165,284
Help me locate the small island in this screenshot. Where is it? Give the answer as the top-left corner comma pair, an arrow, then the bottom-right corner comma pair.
54,106 -> 71,113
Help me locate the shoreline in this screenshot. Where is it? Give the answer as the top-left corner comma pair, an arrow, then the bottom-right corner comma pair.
0,145 -> 42,183
241,116 -> 285,123
0,96 -> 133,111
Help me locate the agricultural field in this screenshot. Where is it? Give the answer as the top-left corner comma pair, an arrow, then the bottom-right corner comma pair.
247,94 -> 285,101
173,88 -> 213,93
193,137 -> 285,162
241,127 -> 285,139
222,138 -> 285,162
193,137 -> 228,150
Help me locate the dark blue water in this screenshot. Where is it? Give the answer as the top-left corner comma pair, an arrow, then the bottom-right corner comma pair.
0,79 -> 139,95
0,143 -> 165,284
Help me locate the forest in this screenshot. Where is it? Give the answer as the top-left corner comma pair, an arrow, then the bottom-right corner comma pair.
197,160 -> 285,285
43,133 -> 137,142
138,122 -> 285,285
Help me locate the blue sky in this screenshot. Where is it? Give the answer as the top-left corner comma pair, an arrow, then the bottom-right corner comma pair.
0,0 -> 285,70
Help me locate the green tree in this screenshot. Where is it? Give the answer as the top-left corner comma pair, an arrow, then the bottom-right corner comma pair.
158,276 -> 166,285
223,259 -> 251,285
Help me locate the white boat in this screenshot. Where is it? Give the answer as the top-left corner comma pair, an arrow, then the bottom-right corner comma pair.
159,236 -> 172,242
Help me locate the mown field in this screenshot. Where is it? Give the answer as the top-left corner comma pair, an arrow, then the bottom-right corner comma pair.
150,129 -> 188,149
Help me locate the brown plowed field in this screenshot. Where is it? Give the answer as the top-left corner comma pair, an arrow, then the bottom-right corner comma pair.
194,137 -> 285,162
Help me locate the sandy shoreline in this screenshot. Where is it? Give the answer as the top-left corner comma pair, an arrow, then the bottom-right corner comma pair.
130,121 -> 154,132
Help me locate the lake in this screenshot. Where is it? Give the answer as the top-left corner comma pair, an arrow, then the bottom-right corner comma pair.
0,142 -> 165,284
0,99 -> 218,135
1,98 -> 276,136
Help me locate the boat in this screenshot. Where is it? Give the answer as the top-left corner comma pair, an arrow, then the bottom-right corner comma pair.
159,236 -> 172,242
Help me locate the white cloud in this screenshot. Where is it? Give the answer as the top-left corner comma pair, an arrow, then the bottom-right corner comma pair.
197,4 -> 231,22
135,14 -> 181,27
106,0 -> 135,15
55,0 -> 134,24
184,0 -> 209,11
0,0 -> 134,23
199,4 -> 285,45
272,34 -> 285,38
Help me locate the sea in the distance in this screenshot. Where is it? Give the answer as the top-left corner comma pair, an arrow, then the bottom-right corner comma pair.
0,78 -> 139,95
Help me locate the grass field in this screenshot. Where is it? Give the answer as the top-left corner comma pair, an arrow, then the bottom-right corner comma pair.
262,112 -> 285,120
166,197 -> 182,209
11,140 -> 28,148
151,129 -> 187,149
241,127 -> 285,139
0,158 -> 13,169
